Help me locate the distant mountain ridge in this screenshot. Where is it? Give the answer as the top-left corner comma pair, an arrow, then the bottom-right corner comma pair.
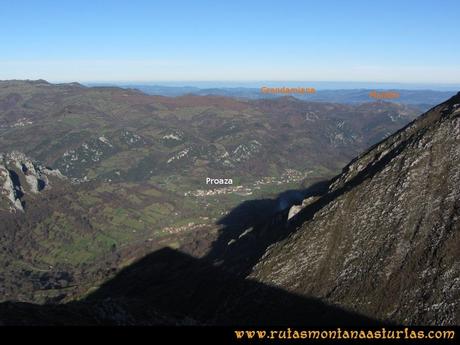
100,83 -> 457,110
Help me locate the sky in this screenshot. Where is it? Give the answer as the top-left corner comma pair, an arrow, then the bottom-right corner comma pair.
1,0 -> 459,85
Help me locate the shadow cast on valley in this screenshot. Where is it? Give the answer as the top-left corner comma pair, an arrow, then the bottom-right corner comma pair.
204,179 -> 330,276
0,165 -> 395,325
0,247 -> 383,326
85,247 -> 383,326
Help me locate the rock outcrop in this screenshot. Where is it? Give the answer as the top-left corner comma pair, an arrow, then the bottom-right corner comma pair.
0,151 -> 65,212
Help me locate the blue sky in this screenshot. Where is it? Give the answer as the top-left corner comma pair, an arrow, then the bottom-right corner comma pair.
1,0 -> 459,84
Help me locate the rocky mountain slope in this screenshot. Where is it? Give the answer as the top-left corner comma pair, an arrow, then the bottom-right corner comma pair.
250,93 -> 460,325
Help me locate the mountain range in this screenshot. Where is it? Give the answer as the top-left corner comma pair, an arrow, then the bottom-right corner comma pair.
102,83 -> 457,111
0,80 -> 458,326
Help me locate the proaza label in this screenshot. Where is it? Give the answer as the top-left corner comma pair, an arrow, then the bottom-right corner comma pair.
206,177 -> 233,185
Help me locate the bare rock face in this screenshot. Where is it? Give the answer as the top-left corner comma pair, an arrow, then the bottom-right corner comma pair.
0,164 -> 24,211
0,151 -> 65,212
251,93 -> 460,325
288,196 -> 321,221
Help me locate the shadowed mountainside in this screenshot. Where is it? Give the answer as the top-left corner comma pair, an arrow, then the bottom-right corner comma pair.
251,92 -> 460,325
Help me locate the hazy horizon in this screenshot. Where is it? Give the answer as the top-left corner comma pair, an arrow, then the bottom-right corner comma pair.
86,80 -> 460,91
4,78 -> 459,92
